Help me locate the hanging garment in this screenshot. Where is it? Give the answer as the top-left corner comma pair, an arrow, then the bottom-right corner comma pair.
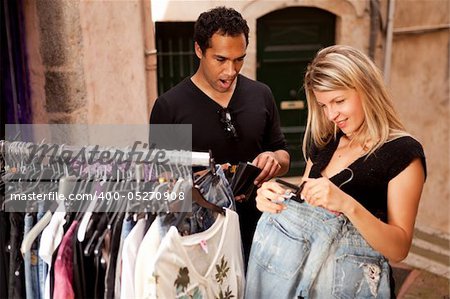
119,218 -> 146,299
23,213 -> 40,299
36,203 -> 49,299
39,211 -> 66,299
8,212 -> 25,299
104,212 -> 125,299
53,220 -> 79,299
144,209 -> 245,299
0,211 -> 10,299
113,215 -> 137,299
134,217 -> 163,299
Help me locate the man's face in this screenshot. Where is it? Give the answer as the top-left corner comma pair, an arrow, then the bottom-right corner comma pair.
195,33 -> 247,93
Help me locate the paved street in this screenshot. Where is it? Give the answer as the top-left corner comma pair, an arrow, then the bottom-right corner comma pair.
393,263 -> 449,298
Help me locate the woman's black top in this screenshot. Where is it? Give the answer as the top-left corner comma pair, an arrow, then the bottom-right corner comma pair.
309,132 -> 427,222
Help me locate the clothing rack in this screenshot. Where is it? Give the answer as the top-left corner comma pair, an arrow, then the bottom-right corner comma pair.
0,139 -> 221,216
0,140 -> 212,167
0,140 -> 238,299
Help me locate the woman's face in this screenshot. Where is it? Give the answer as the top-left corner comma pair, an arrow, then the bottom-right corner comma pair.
313,89 -> 365,136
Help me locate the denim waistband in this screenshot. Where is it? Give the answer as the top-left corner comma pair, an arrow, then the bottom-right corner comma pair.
275,198 -> 346,234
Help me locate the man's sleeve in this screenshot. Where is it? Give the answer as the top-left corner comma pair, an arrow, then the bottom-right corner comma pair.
149,97 -> 171,124
149,97 -> 176,150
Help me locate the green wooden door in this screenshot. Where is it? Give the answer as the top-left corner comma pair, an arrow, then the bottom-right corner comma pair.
257,7 -> 335,176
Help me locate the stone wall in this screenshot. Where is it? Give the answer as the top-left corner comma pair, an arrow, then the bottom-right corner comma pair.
389,0 -> 449,234
24,0 -> 150,125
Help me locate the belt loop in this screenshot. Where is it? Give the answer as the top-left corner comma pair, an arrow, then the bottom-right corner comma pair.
340,214 -> 349,234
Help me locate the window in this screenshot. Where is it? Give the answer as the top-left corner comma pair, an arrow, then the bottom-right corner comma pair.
155,22 -> 199,95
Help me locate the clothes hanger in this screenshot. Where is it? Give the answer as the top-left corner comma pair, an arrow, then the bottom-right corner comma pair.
58,174 -> 77,215
20,210 -> 52,255
194,168 -> 212,185
170,177 -> 185,200
83,211 -> 109,256
92,165 -> 136,257
2,151 -> 53,211
20,162 -> 63,250
130,163 -> 163,215
168,178 -> 192,230
124,164 -> 143,216
169,165 -> 191,210
192,184 -> 225,215
169,182 -> 225,234
82,161 -> 117,254
73,165 -> 94,221
76,163 -> 104,242
93,195 -> 128,257
152,178 -> 170,214
193,158 -> 220,186
23,163 -> 48,213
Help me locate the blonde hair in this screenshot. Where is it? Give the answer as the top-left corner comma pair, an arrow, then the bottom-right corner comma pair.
302,45 -> 408,159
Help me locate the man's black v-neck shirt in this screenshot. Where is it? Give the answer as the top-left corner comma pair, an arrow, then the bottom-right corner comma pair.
150,74 -> 287,165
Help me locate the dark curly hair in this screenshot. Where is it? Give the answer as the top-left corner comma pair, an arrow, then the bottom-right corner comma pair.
194,6 -> 249,53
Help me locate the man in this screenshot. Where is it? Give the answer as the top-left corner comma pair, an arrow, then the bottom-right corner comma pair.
150,6 -> 290,263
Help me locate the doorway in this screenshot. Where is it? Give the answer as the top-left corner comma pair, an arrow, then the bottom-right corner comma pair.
257,7 -> 335,176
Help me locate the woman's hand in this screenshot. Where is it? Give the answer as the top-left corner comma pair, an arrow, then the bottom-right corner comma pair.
301,177 -> 350,214
255,181 -> 288,214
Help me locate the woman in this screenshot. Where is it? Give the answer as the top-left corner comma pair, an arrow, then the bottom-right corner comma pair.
245,45 -> 426,298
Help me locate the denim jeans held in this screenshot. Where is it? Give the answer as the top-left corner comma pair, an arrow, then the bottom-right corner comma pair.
245,200 -> 391,299
245,200 -> 344,299
312,222 -> 391,298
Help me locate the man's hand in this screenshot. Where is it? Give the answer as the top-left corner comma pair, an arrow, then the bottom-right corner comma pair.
252,150 -> 289,186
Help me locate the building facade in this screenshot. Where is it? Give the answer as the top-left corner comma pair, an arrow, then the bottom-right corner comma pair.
4,0 -> 449,276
